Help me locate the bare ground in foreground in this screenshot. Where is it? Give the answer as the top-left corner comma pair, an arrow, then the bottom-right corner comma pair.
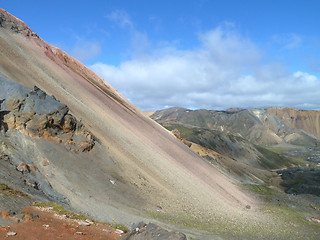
0,206 -> 123,240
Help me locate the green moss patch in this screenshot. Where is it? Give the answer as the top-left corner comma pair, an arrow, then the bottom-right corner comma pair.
0,183 -> 28,197
33,201 -> 87,220
243,184 -> 279,196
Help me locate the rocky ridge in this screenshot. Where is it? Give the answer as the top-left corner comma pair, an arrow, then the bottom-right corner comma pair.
0,9 -> 39,38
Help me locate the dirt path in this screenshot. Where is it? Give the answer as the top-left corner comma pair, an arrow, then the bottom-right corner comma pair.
0,206 -> 123,240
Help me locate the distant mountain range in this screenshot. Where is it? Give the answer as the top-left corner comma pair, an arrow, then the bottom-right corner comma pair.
150,107 -> 320,147
150,107 -> 320,197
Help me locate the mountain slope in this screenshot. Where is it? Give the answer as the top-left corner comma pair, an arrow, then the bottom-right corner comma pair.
161,122 -> 294,171
266,107 -> 320,139
0,8 -> 263,237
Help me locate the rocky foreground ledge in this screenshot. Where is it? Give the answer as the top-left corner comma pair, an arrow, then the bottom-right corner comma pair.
0,203 -> 186,240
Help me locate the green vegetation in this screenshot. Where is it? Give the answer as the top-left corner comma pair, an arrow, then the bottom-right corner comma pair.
256,146 -> 293,169
112,224 -> 128,232
264,147 -> 290,154
0,183 -> 28,197
147,210 -> 218,233
162,123 -> 196,137
243,184 -> 279,196
147,208 -> 314,239
33,201 -> 88,220
265,147 -> 307,166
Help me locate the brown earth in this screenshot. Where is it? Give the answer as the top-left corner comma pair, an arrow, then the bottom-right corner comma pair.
0,206 -> 123,240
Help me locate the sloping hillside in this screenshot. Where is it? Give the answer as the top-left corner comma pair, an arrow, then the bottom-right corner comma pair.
161,122 -> 294,171
0,8 -> 259,239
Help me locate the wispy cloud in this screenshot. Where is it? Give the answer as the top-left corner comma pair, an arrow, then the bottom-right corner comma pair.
91,24 -> 320,111
272,33 -> 302,49
106,10 -> 133,29
106,10 -> 151,57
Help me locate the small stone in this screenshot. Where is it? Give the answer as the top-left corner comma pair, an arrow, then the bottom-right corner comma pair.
103,229 -> 112,233
116,229 -> 124,234
109,179 -> 115,185
78,220 -> 90,226
85,219 -> 94,225
42,159 -> 50,166
16,162 -> 30,173
7,231 -> 17,236
311,217 -> 320,224
42,224 -> 49,229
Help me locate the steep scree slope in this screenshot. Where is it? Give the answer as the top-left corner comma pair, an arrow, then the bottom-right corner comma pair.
0,8 -> 263,237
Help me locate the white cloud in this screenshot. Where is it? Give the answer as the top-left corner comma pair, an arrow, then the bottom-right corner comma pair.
91,26 -> 320,111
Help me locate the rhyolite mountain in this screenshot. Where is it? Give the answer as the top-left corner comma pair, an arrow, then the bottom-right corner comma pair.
150,107 -> 320,147
1,9 -> 320,240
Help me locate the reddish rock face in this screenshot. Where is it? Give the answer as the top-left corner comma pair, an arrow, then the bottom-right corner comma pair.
266,107 -> 320,139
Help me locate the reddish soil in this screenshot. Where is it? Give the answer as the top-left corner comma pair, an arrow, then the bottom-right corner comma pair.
0,206 -> 123,240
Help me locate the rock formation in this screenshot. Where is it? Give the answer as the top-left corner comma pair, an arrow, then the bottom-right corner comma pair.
0,77 -> 95,152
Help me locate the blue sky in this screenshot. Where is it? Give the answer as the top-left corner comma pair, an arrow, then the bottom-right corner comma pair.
2,0 -> 320,110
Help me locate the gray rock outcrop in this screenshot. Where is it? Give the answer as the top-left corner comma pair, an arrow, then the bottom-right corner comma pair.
0,75 -> 95,153
0,76 -> 97,225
